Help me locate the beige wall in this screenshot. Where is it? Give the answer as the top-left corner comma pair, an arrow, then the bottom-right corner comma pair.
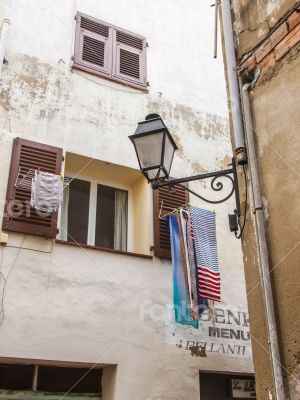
247,49 -> 300,399
222,1 -> 300,398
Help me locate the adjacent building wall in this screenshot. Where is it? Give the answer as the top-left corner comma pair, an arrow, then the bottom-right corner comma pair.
0,0 -> 253,399
222,1 -> 300,398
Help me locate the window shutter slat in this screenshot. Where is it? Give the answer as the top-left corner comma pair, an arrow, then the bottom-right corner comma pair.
113,28 -> 147,87
74,12 -> 112,76
116,30 -> 143,50
2,138 -> 63,238
80,16 -> 109,37
153,183 -> 189,258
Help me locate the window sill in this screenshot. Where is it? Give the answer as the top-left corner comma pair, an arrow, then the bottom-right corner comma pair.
55,240 -> 153,259
72,63 -> 149,93
0,391 -> 100,400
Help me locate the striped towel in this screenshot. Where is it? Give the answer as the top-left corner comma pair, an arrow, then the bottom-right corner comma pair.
181,210 -> 208,317
190,207 -> 221,302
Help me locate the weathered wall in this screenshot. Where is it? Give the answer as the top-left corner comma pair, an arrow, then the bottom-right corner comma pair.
231,0 -> 298,56
0,0 -> 253,399
248,46 -> 300,399
223,1 -> 300,398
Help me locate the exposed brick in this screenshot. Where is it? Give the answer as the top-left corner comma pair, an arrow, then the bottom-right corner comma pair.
255,39 -> 272,63
239,7 -> 300,75
240,55 -> 257,73
269,22 -> 288,48
259,51 -> 276,71
247,55 -> 258,72
287,9 -> 300,31
274,24 -> 300,61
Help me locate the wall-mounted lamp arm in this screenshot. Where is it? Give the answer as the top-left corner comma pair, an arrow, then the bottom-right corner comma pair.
151,158 -> 242,237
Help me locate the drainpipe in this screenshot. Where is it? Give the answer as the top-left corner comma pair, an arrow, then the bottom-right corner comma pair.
241,86 -> 285,400
0,0 -> 11,80
220,0 -> 246,164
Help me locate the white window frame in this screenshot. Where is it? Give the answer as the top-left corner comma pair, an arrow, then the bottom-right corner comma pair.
60,173 -> 133,251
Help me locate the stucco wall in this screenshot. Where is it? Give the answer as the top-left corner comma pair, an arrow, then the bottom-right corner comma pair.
223,0 -> 300,398
0,0 -> 253,399
247,47 -> 300,399
231,0 -> 298,56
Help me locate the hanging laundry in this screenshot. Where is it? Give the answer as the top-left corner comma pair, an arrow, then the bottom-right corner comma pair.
184,210 -> 209,315
190,207 -> 221,302
178,212 -> 192,306
31,170 -> 63,213
168,214 -> 198,329
179,210 -> 206,319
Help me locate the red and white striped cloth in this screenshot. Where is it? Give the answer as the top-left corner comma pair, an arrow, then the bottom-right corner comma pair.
190,207 -> 221,302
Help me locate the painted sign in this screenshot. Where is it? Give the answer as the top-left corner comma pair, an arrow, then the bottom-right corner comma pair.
165,305 -> 252,358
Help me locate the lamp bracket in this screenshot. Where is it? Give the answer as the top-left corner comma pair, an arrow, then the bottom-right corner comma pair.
151,157 -> 241,224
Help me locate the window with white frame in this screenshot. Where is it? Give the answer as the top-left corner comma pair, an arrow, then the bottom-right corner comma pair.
61,178 -> 128,251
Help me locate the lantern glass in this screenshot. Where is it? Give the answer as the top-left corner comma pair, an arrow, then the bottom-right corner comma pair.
130,115 -> 178,182
133,131 -> 164,171
146,168 -> 161,181
164,133 -> 176,176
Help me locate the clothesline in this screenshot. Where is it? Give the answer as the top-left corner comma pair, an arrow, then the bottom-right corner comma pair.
159,201 -> 190,220
15,167 -> 71,190
159,200 -> 215,220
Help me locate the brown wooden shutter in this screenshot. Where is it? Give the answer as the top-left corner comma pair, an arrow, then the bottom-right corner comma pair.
113,28 -> 147,87
73,12 -> 112,76
2,138 -> 63,238
153,183 -> 189,258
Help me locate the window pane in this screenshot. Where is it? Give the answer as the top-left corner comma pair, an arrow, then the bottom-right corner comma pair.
0,364 -> 34,390
37,366 -> 102,394
95,185 -> 128,250
67,179 -> 90,244
95,185 -> 115,248
200,373 -> 230,398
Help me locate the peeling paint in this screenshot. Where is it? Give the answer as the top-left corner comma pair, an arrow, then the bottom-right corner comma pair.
0,2 -> 252,399
189,345 -> 207,358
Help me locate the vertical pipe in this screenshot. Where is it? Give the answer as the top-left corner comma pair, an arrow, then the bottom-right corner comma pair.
214,0 -> 219,58
0,0 -> 11,80
32,365 -> 38,391
241,86 -> 285,400
220,0 -> 246,157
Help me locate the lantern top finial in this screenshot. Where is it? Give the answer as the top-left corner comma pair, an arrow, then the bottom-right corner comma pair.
145,113 -> 161,120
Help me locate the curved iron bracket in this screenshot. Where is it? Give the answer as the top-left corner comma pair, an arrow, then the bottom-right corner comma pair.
151,158 -> 241,236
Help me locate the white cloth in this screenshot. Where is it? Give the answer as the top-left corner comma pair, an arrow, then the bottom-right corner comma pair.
31,171 -> 63,213
114,189 -> 128,251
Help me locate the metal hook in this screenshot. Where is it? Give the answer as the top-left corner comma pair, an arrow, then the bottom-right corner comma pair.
159,201 -> 190,220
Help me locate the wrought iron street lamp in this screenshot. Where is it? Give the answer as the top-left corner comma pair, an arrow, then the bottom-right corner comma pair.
129,114 -> 178,182
129,114 -> 243,236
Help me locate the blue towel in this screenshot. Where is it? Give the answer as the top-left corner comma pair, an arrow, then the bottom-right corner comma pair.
168,215 -> 198,329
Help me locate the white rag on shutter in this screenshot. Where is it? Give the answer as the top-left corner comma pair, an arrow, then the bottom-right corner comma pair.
31,171 -> 63,213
